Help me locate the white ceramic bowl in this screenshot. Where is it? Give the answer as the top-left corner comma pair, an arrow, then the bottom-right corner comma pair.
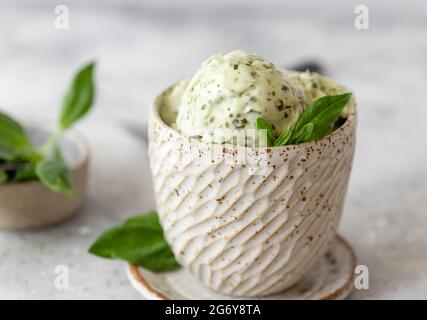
148,86 -> 357,297
0,121 -> 89,230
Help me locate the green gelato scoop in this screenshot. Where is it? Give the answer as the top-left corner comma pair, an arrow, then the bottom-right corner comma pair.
162,50 -> 354,146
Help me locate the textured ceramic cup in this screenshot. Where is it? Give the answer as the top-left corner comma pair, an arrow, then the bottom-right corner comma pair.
0,121 -> 89,230
148,85 -> 357,297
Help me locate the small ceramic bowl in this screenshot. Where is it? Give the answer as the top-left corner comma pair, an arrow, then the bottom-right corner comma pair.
148,85 -> 357,297
0,121 -> 89,230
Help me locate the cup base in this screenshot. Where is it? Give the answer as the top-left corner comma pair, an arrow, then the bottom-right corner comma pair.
127,235 -> 356,300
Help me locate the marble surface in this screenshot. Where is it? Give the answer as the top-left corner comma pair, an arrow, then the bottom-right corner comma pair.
0,0 -> 426,299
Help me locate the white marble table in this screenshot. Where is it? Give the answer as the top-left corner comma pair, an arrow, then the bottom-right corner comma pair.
0,0 -> 426,299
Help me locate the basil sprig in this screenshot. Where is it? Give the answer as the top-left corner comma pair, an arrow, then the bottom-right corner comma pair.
0,112 -> 38,161
36,147 -> 75,197
0,61 -> 95,195
257,93 -> 352,147
89,211 -> 180,272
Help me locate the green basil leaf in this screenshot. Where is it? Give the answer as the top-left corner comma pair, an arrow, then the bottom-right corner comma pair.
287,93 -> 352,144
123,210 -> 161,230
0,146 -> 15,161
0,111 -> 34,157
0,169 -> 7,185
13,162 -> 38,182
89,211 -> 179,272
274,124 -> 293,147
256,117 -> 275,147
35,147 -> 75,197
290,123 -> 314,144
135,244 -> 180,272
60,62 -> 96,130
295,93 -> 351,131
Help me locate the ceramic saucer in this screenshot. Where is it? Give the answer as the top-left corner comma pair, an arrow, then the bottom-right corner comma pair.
127,235 -> 356,300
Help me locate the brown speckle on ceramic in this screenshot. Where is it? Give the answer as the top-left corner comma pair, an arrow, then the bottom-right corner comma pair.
148,85 -> 357,297
127,235 -> 357,300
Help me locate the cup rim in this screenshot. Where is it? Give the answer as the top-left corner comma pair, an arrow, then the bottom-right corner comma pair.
151,83 -> 357,151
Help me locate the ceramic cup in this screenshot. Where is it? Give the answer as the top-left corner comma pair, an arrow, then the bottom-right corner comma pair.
148,86 -> 356,297
0,121 -> 89,230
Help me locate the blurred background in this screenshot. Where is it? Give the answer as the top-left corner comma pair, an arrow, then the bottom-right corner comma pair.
0,0 -> 426,299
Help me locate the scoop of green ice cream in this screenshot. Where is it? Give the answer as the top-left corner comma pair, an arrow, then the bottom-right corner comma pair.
174,50 -> 307,146
161,78 -> 190,125
160,51 -> 355,146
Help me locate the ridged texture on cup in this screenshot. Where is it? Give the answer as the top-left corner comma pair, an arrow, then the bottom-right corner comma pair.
149,89 -> 356,297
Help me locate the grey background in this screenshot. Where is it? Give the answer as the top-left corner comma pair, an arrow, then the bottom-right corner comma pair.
0,0 -> 426,299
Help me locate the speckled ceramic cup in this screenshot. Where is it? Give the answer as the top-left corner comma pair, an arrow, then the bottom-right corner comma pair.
148,85 -> 357,297
0,121 -> 89,230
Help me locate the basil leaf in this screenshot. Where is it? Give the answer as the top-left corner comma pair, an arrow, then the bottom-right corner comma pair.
256,117 -> 275,147
293,93 -> 352,142
0,169 -> 7,184
294,93 -> 351,130
89,211 -> 180,272
124,210 -> 162,230
0,146 -> 15,161
60,62 -> 96,130
274,124 -> 293,147
137,245 -> 180,272
35,147 -> 75,197
0,111 -> 34,158
13,162 -> 38,182
290,123 -> 314,144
